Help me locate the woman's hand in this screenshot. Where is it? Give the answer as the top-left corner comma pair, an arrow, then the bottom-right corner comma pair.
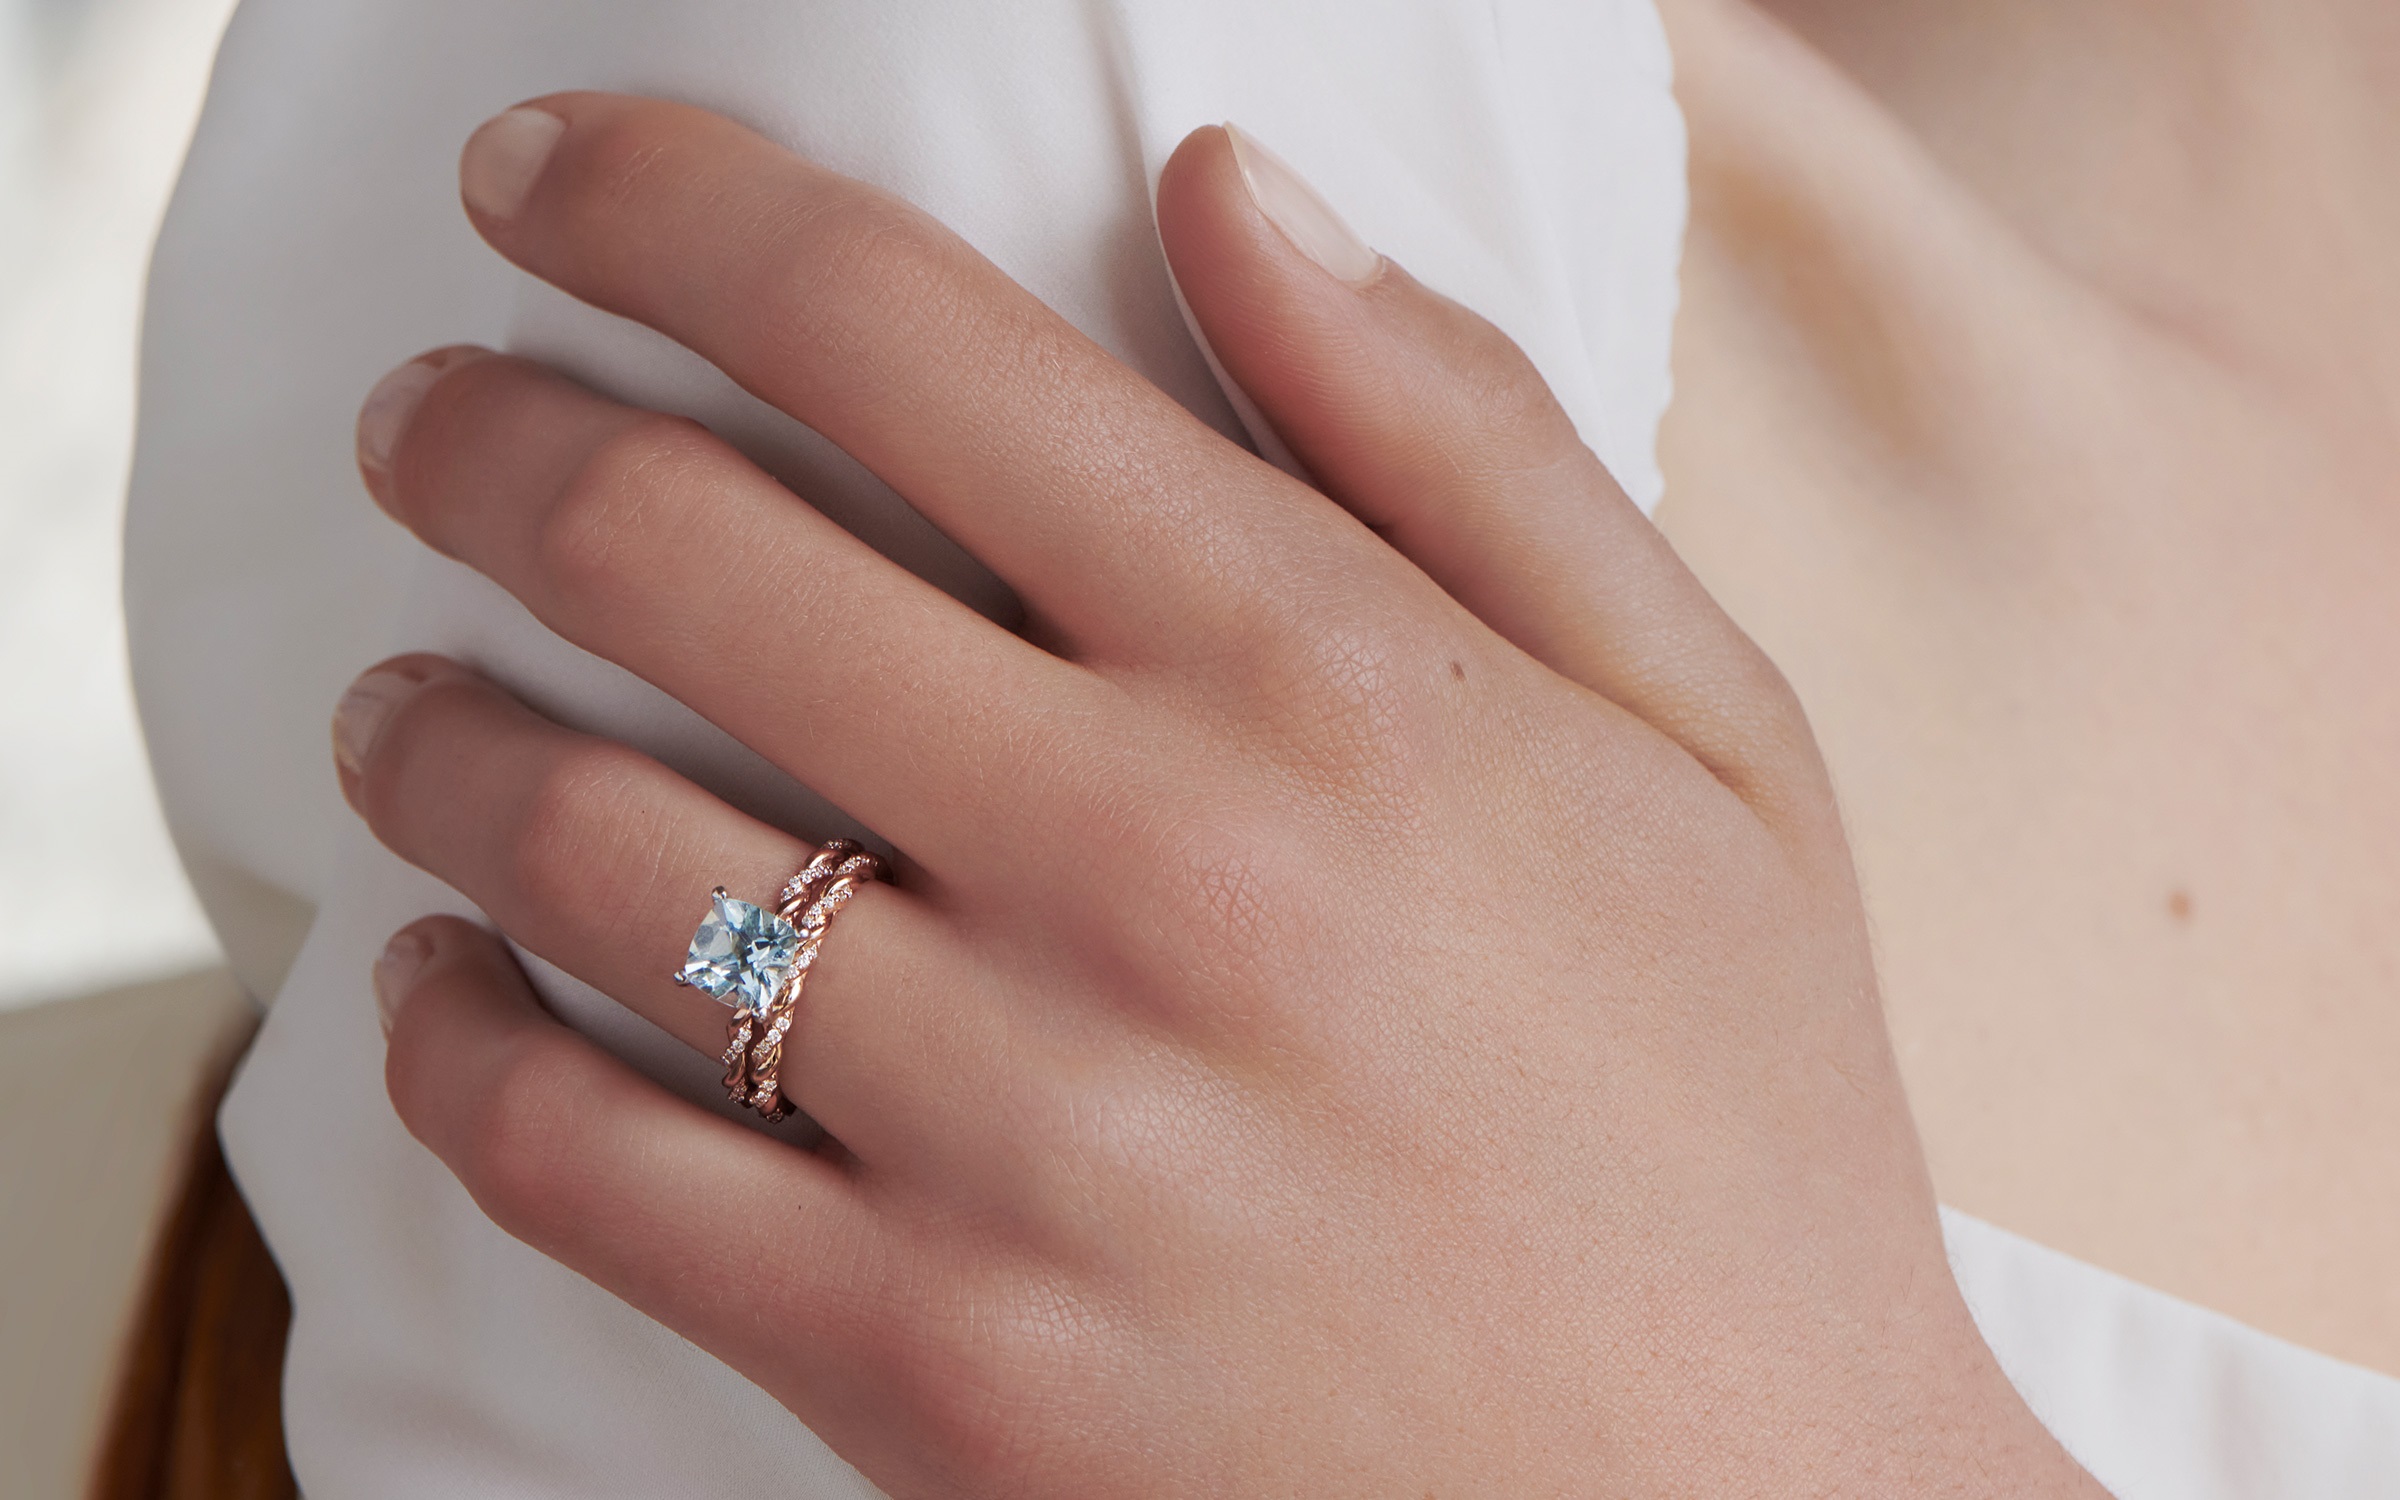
334,94 -> 2096,1498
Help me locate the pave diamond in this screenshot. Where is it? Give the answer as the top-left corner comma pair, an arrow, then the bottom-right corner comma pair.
678,889 -> 801,1016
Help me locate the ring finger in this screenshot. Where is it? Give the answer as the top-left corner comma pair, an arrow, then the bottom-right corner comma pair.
335,652 -> 1006,1160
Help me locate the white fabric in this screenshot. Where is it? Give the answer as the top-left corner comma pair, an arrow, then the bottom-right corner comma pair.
124,1 -> 2400,1494
1946,1209 -> 2400,1497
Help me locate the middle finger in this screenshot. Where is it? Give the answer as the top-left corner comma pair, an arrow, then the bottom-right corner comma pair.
366,347 -> 1107,867
454,91 -> 1362,662
336,653 -> 1011,1159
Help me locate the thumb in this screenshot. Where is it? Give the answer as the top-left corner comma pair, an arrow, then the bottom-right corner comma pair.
1157,124 -> 1813,811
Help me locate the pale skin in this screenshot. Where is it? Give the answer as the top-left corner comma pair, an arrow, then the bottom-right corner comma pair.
1659,0 -> 2400,1372
330,97 -> 2108,1496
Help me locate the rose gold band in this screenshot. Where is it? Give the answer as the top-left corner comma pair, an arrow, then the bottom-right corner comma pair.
719,842 -> 848,1104
723,839 -> 887,1124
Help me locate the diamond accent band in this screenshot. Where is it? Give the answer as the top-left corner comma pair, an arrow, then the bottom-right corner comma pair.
676,840 -> 886,1125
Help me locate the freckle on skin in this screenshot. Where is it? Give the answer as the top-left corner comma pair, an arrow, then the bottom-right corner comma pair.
1449,660 -> 1466,681
2167,888 -> 2193,923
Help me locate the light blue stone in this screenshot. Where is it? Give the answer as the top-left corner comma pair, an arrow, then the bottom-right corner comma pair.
678,889 -> 800,1015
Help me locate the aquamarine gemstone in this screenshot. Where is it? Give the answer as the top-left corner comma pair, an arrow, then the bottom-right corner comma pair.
678,889 -> 801,1015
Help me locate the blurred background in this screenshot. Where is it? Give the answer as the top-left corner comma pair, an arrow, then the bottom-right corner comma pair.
1,0 -> 237,1012
4,16 -> 260,1495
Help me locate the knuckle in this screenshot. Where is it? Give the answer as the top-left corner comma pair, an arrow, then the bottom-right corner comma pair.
1031,1072 -> 1250,1238
1733,649 -> 1830,781
1244,611 -> 1443,796
755,190 -> 970,376
1134,808 -> 1304,959
453,1033 -> 590,1226
505,742 -> 667,927
1072,795 -> 1328,1033
800,191 -> 951,310
1443,310 -> 1553,422
1422,305 -> 1586,477
534,414 -> 714,610
1745,647 -> 1812,736
803,191 -> 945,297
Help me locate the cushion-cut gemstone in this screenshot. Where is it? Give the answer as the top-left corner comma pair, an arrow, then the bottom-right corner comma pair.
678,889 -> 801,1016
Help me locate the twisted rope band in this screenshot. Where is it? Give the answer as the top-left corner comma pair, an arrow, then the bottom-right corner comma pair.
745,845 -> 885,1122
710,840 -> 886,1123
717,842 -> 856,1106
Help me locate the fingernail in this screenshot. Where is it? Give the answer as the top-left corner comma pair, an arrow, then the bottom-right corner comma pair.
1225,124 -> 1381,286
332,667 -> 425,778
357,345 -> 491,492
373,930 -> 433,1037
461,105 -> 567,221
356,358 -> 443,484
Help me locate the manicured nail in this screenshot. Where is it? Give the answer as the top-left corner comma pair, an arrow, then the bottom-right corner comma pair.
357,345 -> 490,490
461,105 -> 566,221
373,930 -> 433,1036
332,667 -> 424,778
356,358 -> 443,484
1225,124 -> 1381,286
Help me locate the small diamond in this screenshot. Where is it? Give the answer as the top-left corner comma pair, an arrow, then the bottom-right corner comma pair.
678,889 -> 801,1016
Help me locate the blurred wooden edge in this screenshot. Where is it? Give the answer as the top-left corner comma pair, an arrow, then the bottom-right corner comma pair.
0,969 -> 293,1499
86,1015 -> 298,1500
87,1027 -> 300,1497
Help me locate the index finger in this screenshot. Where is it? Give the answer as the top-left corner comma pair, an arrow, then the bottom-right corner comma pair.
458,92 -> 1353,664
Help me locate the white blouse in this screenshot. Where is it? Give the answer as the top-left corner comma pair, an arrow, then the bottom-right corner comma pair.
126,0 -> 2400,1493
